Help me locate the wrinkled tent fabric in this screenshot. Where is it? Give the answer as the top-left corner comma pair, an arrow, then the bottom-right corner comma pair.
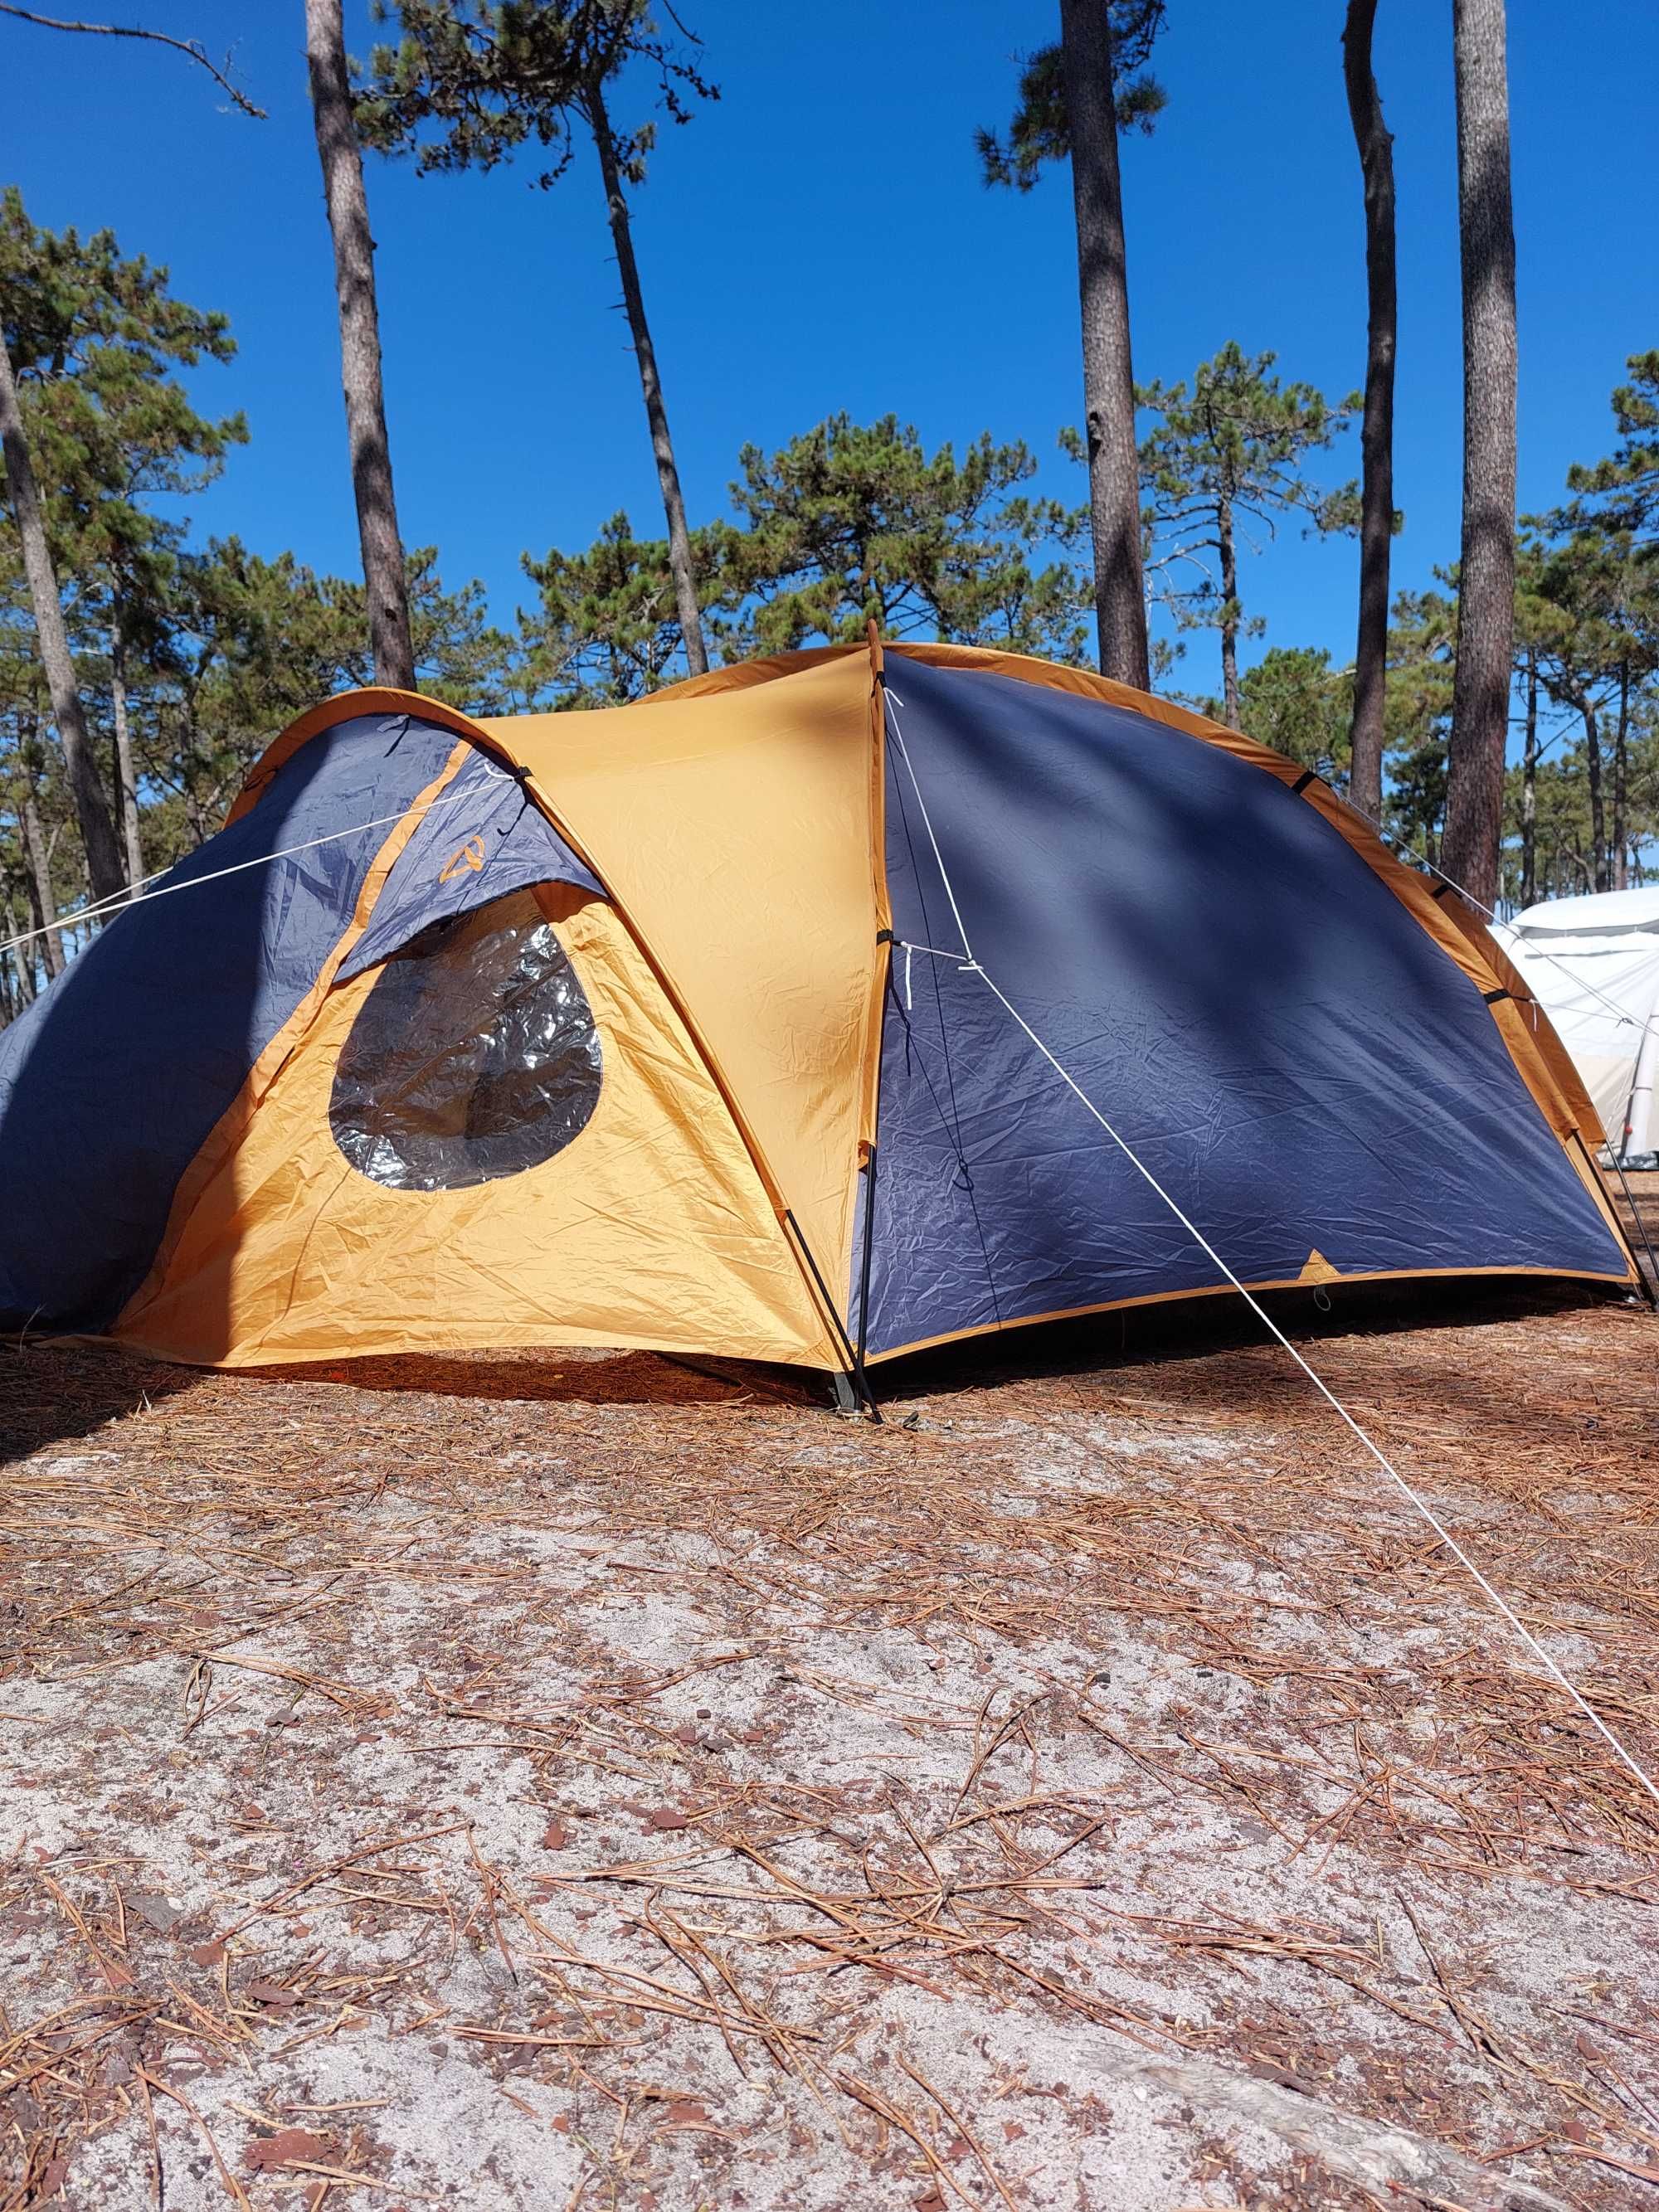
0,643 -> 1639,1375
863,659 -> 1632,1357
1494,887 -> 1659,1164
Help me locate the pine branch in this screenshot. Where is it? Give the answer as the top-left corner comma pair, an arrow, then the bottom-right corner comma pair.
0,3 -> 266,117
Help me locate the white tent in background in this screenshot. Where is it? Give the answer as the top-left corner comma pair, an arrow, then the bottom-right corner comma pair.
1496,886 -> 1659,1164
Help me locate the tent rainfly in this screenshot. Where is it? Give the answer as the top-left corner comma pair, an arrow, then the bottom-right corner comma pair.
1495,886 -> 1659,1167
0,640 -> 1642,1400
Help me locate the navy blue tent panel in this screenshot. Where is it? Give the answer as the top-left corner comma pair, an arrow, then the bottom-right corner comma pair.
339,748 -> 601,982
0,712 -> 572,1333
858,659 -> 1627,1358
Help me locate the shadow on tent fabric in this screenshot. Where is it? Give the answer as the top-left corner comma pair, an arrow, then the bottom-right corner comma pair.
0,712 -> 470,1356
860,659 -> 1634,1360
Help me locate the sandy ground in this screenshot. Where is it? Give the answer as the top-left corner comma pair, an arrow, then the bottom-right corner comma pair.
2,1277 -> 1658,2212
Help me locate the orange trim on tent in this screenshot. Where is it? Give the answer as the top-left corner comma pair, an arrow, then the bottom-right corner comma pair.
863,1258 -> 1636,1368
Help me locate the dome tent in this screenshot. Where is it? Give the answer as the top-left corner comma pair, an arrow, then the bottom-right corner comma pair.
1495,885 -> 1659,1166
0,639 -> 1640,1398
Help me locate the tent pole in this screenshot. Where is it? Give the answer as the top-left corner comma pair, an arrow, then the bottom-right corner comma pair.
784,1208 -> 881,1421
1604,1146 -> 1659,1305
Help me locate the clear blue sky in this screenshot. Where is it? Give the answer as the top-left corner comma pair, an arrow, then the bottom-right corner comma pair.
7,1 -> 1657,701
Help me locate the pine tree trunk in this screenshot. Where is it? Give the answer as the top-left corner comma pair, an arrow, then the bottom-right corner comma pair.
0,329 -> 129,904
2,898 -> 34,1011
109,620 -> 144,887
1442,0 -> 1517,908
1583,702 -> 1607,892
305,0 -> 416,692
1219,495 -> 1241,729
1341,0 -> 1394,824
1059,0 -> 1149,691
21,785 -> 65,981
1520,647 -> 1537,908
1613,658 -> 1629,892
587,79 -> 708,678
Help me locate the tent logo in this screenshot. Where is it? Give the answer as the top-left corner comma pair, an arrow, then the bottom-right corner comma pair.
439,835 -> 487,882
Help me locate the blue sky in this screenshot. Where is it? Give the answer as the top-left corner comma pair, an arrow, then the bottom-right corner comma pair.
7,1 -> 1657,705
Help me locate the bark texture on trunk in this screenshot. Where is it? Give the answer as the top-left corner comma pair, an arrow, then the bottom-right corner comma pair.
305,0 -> 416,693
0,329 -> 128,904
588,80 -> 708,678
1341,0 -> 1394,824
1059,0 -> 1150,691
1519,648 -> 1537,908
1582,702 -> 1607,892
109,622 -> 144,887
1443,0 -> 1517,908
2,898 -> 35,1011
1613,659 -> 1629,891
21,784 -> 65,980
1218,497 -> 1241,730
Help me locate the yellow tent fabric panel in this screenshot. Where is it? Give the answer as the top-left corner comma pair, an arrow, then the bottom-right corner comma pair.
476,649 -> 883,1300
113,885 -> 835,1370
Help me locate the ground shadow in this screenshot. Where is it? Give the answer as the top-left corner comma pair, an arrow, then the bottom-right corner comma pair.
246,1344 -> 823,1411
0,1341 -> 201,1465
866,1271 -> 1641,1408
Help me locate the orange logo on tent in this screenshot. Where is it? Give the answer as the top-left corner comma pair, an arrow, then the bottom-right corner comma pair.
439,836 -> 487,882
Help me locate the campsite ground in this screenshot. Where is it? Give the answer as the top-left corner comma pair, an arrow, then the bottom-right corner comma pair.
2,1264 -> 1657,2212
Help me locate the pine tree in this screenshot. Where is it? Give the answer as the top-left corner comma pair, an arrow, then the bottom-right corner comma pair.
1340,0 -> 1396,824
306,0 -> 416,691
1134,343 -> 1359,727
1564,353 -> 1659,544
358,0 -> 715,675
979,2 -> 1165,689
721,416 -> 1091,664
0,188 -> 241,902
1442,0 -> 1518,907
1234,646 -> 1352,786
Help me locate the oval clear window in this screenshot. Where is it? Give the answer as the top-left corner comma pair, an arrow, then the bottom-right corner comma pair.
329,887 -> 601,1191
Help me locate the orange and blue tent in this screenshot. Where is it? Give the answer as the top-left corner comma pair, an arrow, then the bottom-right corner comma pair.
0,639 -> 1639,1398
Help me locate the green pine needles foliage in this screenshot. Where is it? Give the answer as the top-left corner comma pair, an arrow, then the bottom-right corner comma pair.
3,168 -> 1659,1020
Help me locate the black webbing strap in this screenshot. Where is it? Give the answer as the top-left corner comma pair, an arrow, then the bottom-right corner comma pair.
1482,987 -> 1511,1005
1290,769 -> 1317,795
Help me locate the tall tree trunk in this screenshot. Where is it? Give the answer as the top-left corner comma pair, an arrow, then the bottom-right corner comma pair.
1582,702 -> 1607,892
1442,0 -> 1518,907
21,785 -> 65,981
1613,657 -> 1629,892
587,78 -> 708,678
2,897 -> 35,1012
0,330 -> 128,903
1519,645 -> 1538,908
305,0 -> 416,692
183,773 -> 209,848
109,616 -> 144,887
1218,494 -> 1241,729
1341,0 -> 1394,824
1059,0 -> 1150,691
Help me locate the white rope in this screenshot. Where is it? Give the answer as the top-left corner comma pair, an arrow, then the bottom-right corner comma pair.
0,769 -> 509,963
881,690 -> 1659,1812
883,688 -> 975,964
